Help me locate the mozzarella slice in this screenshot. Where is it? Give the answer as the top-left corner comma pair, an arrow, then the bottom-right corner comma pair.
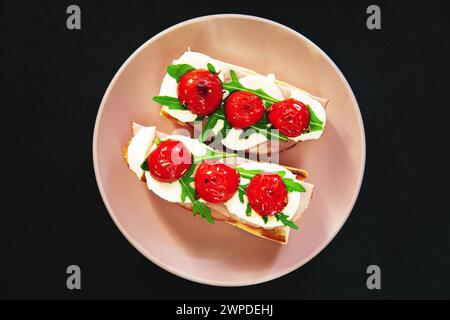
238,74 -> 284,101
221,128 -> 268,151
290,90 -> 327,141
159,51 -> 226,123
224,162 -> 301,229
127,126 -> 156,180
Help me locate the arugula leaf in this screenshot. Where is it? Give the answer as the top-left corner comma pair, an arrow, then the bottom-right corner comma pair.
275,213 -> 298,230
179,162 -> 196,202
262,216 -> 268,224
283,178 -> 306,192
198,106 -> 226,143
198,104 -> 233,143
275,171 -> 286,178
238,115 -> 289,142
140,159 -> 149,171
167,64 -> 195,82
245,203 -> 252,217
192,200 -> 214,223
152,96 -> 186,110
236,167 -> 305,193
236,167 -> 263,180
207,63 -> 216,74
238,183 -> 249,203
179,164 -> 214,224
179,176 -> 195,203
184,163 -> 197,179
222,70 -> 280,104
180,183 -> 187,203
218,114 -> 232,141
193,148 -> 236,164
306,104 -> 324,132
154,136 -> 162,146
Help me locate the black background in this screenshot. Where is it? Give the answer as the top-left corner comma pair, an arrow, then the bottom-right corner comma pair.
2,0 -> 449,299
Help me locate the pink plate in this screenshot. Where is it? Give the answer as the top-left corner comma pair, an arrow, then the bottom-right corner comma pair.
93,14 -> 365,286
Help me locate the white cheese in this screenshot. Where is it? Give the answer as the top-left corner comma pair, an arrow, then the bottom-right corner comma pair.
159,134 -> 210,157
159,51 -> 225,123
127,126 -> 156,180
238,74 -> 284,101
224,162 -> 301,229
290,90 -> 327,141
145,171 -> 186,203
221,128 -> 268,151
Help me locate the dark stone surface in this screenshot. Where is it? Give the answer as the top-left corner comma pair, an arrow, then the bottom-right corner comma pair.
2,0 -> 449,299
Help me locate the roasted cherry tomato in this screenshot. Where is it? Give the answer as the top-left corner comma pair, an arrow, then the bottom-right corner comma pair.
246,173 -> 288,216
195,162 -> 240,203
267,98 -> 310,137
177,69 -> 223,115
224,91 -> 265,128
147,140 -> 192,182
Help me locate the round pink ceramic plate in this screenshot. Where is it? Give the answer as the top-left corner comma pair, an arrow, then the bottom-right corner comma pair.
93,14 -> 365,286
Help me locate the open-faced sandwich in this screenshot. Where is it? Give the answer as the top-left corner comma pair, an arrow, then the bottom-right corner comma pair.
152,50 -> 328,154
124,123 -> 314,244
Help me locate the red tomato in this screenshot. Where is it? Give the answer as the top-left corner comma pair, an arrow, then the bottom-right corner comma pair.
246,173 -> 288,216
224,91 -> 265,128
177,69 -> 223,115
147,140 -> 192,182
267,98 -> 310,137
195,162 -> 240,203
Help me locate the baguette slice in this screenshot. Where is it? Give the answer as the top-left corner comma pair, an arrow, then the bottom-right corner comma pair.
124,123 -> 314,244
158,51 -> 328,155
